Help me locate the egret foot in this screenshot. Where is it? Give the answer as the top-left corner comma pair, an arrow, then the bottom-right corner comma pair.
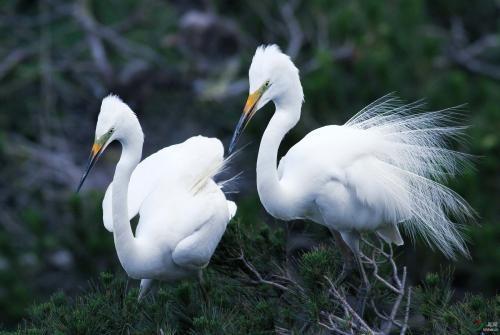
138,279 -> 154,301
353,254 -> 371,317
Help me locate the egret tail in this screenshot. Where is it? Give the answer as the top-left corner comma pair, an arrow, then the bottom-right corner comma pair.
345,94 -> 475,258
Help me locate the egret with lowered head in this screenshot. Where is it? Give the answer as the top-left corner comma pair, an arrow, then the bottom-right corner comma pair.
229,45 -> 474,269
78,95 -> 237,299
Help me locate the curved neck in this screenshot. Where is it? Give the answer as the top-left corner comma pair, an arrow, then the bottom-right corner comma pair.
256,100 -> 301,219
112,131 -> 142,276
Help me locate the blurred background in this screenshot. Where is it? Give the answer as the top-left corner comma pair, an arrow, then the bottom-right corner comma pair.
0,0 -> 498,328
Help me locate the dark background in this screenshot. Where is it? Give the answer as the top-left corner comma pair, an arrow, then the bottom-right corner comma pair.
0,0 -> 498,327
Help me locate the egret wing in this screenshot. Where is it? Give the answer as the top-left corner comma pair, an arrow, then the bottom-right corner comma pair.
102,145 -> 180,232
172,214 -> 226,270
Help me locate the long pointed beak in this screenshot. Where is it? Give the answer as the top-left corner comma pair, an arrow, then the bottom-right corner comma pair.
228,89 -> 263,154
76,142 -> 104,193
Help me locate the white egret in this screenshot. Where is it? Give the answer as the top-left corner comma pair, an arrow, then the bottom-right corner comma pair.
77,95 -> 237,299
229,45 -> 474,267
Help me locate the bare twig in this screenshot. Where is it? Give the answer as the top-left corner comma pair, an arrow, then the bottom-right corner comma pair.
318,316 -> 352,335
246,2 -> 284,40
317,236 -> 412,334
94,22 -> 163,63
384,267 -> 407,333
73,0 -> 113,82
236,249 -> 290,292
360,252 -> 400,294
0,47 -> 37,81
73,0 -> 163,83
279,0 -> 304,59
5,135 -> 85,187
447,18 -> 500,81
400,287 -> 412,335
325,276 -> 378,334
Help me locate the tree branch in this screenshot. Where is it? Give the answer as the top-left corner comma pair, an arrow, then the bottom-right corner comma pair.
317,236 -> 412,334
73,0 -> 113,82
447,17 -> 500,81
279,0 -> 304,60
236,249 -> 291,292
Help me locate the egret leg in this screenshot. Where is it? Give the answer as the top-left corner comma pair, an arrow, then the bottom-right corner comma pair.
138,279 -> 154,301
329,228 -> 356,285
317,206 -> 356,285
198,269 -> 208,302
340,231 -> 371,317
353,253 -> 370,317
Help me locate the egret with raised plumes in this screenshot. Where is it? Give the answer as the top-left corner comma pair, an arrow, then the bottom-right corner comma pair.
77,95 -> 237,299
229,45 -> 474,267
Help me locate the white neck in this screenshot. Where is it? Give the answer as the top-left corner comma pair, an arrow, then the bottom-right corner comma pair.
256,98 -> 301,219
112,128 -> 143,277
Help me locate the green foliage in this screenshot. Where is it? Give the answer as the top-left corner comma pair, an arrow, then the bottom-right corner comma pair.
4,217 -> 287,334
415,270 -> 500,334
0,0 -> 498,330
0,192 -> 116,325
299,247 -> 340,287
7,239 -> 497,334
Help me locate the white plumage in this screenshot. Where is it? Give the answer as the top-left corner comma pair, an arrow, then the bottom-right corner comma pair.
78,95 -> 236,299
101,136 -> 236,234
229,45 -> 474,260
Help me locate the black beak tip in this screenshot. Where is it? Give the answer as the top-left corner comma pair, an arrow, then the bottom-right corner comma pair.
76,157 -> 96,194
76,177 -> 85,193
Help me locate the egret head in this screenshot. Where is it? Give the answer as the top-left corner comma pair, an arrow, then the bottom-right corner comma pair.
229,44 -> 303,153
77,94 -> 143,192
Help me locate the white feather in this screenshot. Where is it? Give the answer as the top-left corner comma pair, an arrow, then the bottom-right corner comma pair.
343,94 -> 475,257
103,136 -> 238,233
237,45 -> 475,261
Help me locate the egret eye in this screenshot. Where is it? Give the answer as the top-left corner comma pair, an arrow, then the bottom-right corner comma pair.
264,80 -> 270,87
108,128 -> 114,134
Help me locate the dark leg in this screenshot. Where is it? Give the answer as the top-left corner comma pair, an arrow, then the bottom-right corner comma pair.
330,228 -> 356,285
340,231 -> 371,317
353,253 -> 370,317
138,279 -> 154,301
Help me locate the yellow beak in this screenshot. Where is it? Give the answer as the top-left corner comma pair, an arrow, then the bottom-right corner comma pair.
91,142 -> 103,156
243,89 -> 263,115
229,88 -> 265,153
